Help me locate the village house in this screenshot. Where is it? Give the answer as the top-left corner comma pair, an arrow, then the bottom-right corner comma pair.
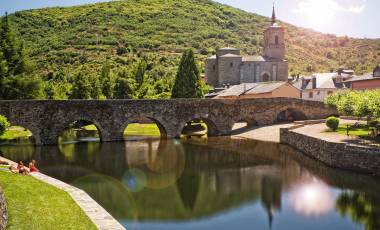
214,82 -> 300,99
291,70 -> 353,102
344,65 -> 380,90
205,6 -> 288,88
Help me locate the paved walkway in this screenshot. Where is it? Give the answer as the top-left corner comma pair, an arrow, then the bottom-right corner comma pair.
0,156 -> 125,230
232,123 -> 294,143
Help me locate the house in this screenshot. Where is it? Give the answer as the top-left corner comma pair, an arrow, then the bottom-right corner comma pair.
344,65 -> 380,90
205,5 -> 288,88
291,71 -> 353,102
214,82 -> 300,99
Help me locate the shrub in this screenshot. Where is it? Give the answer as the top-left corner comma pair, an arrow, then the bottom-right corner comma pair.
368,119 -> 380,128
326,116 -> 339,131
0,115 -> 10,136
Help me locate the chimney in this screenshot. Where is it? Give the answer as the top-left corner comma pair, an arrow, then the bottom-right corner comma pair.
312,76 -> 317,89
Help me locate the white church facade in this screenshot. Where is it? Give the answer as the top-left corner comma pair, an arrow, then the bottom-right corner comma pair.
205,6 -> 289,87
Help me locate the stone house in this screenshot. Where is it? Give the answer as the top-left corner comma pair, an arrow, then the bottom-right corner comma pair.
215,82 -> 300,99
344,65 -> 380,90
205,6 -> 288,88
291,71 -> 353,102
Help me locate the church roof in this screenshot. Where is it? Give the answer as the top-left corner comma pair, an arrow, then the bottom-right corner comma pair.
206,55 -> 217,59
220,53 -> 242,58
242,55 -> 265,62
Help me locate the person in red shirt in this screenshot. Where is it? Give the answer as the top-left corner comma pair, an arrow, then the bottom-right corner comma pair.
28,160 -> 39,173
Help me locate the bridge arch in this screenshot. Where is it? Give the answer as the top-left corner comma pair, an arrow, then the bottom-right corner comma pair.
56,116 -> 105,143
121,116 -> 168,140
276,108 -> 308,123
0,114 -> 41,145
178,116 -> 219,137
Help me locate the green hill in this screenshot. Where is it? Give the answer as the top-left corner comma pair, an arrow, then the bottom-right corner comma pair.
5,0 -> 380,92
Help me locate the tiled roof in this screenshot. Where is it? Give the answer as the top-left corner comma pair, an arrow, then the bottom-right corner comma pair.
216,82 -> 288,97
291,73 -> 352,90
344,74 -> 380,82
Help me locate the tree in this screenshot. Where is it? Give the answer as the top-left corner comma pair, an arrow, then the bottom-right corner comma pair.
100,61 -> 114,99
0,75 -> 43,99
133,60 -> 147,86
0,115 -> 10,136
70,73 -> 92,99
114,77 -> 135,99
172,49 -> 203,98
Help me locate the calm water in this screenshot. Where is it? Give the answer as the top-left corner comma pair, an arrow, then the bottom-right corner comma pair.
0,134 -> 380,230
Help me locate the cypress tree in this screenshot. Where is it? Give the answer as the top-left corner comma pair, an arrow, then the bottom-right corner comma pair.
100,61 -> 114,99
172,49 -> 203,98
70,73 -> 92,99
133,60 -> 147,86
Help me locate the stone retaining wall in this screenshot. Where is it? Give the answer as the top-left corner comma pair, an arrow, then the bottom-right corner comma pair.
0,187 -> 7,230
280,127 -> 380,175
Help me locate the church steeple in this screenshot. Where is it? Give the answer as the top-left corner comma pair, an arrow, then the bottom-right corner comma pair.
271,3 -> 276,25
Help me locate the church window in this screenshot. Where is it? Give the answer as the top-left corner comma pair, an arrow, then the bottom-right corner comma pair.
255,65 -> 261,82
275,36 -> 279,45
272,65 -> 277,80
230,62 -> 233,67
309,92 -> 313,98
212,65 -> 215,71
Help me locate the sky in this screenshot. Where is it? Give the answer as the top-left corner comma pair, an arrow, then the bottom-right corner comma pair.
0,0 -> 378,38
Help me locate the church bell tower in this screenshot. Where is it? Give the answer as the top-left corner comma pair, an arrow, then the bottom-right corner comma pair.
263,4 -> 285,60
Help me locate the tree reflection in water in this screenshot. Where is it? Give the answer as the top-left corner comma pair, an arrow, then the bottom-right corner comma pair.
336,191 -> 380,230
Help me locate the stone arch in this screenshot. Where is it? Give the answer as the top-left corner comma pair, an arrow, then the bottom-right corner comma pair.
120,116 -> 168,140
55,115 -> 105,143
178,116 -> 219,137
0,114 -> 41,145
276,108 -> 308,123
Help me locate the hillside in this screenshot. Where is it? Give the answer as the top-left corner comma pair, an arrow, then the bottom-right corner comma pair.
6,0 -> 380,82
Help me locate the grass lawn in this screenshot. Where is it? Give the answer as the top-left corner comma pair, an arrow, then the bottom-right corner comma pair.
335,124 -> 372,137
0,126 -> 32,141
0,171 -> 97,230
84,123 -> 161,136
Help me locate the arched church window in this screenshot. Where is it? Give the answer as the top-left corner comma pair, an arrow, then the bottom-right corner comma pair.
230,62 -> 233,67
275,36 -> 279,45
213,65 -> 215,71
263,73 -> 270,82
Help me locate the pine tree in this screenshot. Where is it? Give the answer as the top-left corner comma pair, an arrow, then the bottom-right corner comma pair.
171,49 -> 203,98
114,77 -> 135,99
100,61 -> 114,99
133,60 -> 147,86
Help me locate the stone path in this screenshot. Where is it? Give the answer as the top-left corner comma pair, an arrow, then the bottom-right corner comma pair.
232,123 -> 294,143
0,156 -> 125,230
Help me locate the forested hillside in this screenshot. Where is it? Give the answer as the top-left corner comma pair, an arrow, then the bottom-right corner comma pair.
3,0 -> 380,99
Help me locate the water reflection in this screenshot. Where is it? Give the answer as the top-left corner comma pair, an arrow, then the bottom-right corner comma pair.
0,135 -> 380,230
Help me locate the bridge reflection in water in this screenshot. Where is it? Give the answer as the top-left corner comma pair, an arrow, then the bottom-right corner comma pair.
0,137 -> 379,230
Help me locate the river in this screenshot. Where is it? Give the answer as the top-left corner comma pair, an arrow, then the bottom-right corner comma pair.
0,133 -> 379,230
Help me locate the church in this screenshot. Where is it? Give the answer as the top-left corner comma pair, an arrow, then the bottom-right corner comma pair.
205,6 -> 289,87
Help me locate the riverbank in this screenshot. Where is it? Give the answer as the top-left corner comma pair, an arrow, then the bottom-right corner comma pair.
280,121 -> 380,176
0,157 -> 125,230
0,170 -> 96,230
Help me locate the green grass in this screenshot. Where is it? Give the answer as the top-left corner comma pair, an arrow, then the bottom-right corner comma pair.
0,171 -> 97,230
335,125 -> 372,137
84,123 -> 161,136
0,126 -> 32,141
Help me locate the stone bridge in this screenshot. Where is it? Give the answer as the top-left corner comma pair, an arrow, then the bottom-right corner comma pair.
0,98 -> 337,145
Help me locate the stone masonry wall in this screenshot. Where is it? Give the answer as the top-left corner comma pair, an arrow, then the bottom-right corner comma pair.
0,187 -> 7,230
280,128 -> 380,175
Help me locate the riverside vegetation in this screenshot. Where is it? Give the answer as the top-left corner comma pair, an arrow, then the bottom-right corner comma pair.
1,0 -> 380,99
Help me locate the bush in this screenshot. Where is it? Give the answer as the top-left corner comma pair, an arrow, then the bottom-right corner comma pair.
368,119 -> 380,128
326,116 -> 339,131
0,115 -> 10,136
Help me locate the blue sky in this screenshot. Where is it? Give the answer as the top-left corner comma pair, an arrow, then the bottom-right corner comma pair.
0,0 -> 378,38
